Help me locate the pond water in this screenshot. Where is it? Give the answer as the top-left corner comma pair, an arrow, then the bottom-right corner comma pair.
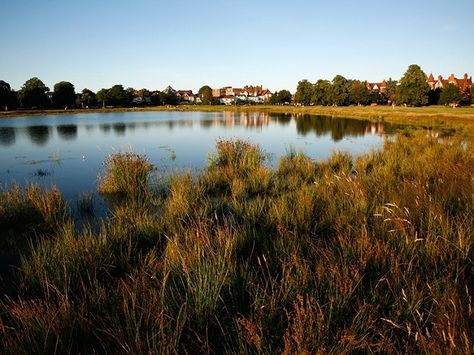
0,111 -> 398,202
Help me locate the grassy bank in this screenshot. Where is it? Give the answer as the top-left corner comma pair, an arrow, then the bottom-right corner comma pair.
0,133 -> 473,353
2,105 -> 474,137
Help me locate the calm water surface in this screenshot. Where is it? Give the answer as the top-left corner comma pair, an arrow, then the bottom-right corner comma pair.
0,111 -> 397,201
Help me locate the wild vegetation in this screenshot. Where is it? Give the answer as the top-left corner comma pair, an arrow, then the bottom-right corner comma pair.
0,133 -> 473,353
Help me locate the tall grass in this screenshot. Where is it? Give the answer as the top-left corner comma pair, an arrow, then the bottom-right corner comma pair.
1,134 -> 473,353
98,151 -> 153,204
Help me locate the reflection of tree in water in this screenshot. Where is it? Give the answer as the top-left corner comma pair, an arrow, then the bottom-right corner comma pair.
57,125 -> 78,141
112,123 -> 126,136
0,127 -> 16,146
269,113 -> 292,125
296,115 -> 376,141
100,124 -> 112,133
25,126 -> 51,146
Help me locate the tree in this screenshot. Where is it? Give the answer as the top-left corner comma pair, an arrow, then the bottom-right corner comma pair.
269,90 -> 292,105
0,80 -> 17,111
18,77 -> 50,109
81,89 -> 97,108
383,79 -> 398,105
471,85 -> 474,104
328,75 -> 349,106
53,81 -> 75,109
107,85 -> 128,106
312,80 -> 331,106
96,89 -> 109,108
198,85 -> 213,105
439,84 -> 462,107
348,80 -> 371,105
277,90 -> 292,104
397,64 -> 430,106
295,79 -> 313,105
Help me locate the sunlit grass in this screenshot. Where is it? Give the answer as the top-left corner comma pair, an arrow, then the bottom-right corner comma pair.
1,134 -> 473,353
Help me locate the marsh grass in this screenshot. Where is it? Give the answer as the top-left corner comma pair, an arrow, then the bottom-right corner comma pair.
1,134 -> 474,353
98,151 -> 153,203
0,184 -> 69,250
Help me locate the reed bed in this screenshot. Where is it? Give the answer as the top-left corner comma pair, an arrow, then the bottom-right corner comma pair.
0,133 -> 473,354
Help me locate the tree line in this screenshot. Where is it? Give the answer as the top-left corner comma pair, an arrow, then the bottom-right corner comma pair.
294,65 -> 474,107
1,64 -> 473,111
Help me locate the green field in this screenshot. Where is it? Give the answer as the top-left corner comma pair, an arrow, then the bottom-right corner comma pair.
1,133 -> 473,353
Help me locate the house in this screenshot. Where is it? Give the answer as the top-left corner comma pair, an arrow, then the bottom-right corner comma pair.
366,80 -> 387,93
212,85 -> 272,104
428,73 -> 472,93
176,90 -> 195,102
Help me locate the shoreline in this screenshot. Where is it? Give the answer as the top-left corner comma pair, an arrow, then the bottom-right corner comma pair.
2,104 -> 474,136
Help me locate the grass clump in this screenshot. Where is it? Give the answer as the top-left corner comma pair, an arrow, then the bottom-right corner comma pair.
98,151 -> 153,201
0,184 -> 69,250
1,133 -> 474,353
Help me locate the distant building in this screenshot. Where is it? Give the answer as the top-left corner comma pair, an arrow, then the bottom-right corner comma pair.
366,80 -> 387,93
427,73 -> 472,94
212,85 -> 272,104
176,90 -> 195,102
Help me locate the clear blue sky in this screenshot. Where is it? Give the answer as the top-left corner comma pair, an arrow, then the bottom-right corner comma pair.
1,0 -> 473,93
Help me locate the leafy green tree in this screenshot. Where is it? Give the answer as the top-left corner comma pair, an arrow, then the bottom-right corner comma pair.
159,91 -> 179,105
270,90 -> 292,105
312,80 -> 331,106
328,75 -> 349,106
428,88 -> 441,105
269,91 -> 279,105
439,84 -> 462,107
397,64 -> 430,106
383,79 -> 398,105
0,80 -> 17,111
198,85 -> 213,105
108,85 -> 128,106
96,89 -> 109,108
348,80 -> 371,105
18,77 -> 50,109
295,79 -> 313,105
53,81 -> 75,109
470,85 -> 474,104
80,89 -> 97,108
277,90 -> 292,104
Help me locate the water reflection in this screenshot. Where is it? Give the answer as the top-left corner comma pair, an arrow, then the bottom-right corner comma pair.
0,111 -> 397,204
0,127 -> 16,146
112,123 -> 126,136
295,115 -> 389,141
57,125 -> 78,141
26,126 -> 51,146
1,112 -> 395,146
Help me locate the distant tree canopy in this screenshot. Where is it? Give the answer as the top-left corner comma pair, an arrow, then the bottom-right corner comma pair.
18,77 -> 50,109
80,89 -> 97,108
312,80 -> 331,106
270,89 -> 292,105
397,64 -> 430,106
198,85 -> 213,105
470,85 -> 474,104
0,80 -> 17,110
439,84 -> 462,107
348,80 -> 371,105
295,80 -> 313,105
384,79 -> 398,104
329,75 -> 350,106
95,85 -> 128,107
53,81 -> 76,109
